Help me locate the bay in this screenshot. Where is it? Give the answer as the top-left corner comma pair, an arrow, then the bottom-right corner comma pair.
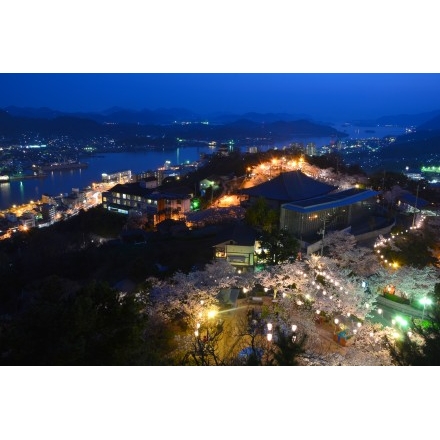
0,146 -> 213,211
0,124 -> 406,211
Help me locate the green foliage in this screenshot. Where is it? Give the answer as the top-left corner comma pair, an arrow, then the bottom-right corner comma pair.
382,292 -> 410,305
244,197 -> 279,233
368,170 -> 410,191
0,277 -> 171,365
382,233 -> 437,269
270,328 -> 307,366
256,228 -> 300,266
183,150 -> 246,188
307,151 -> 347,174
55,206 -> 126,238
388,301 -> 440,366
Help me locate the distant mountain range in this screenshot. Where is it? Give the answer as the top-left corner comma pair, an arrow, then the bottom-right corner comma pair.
2,106 -> 196,125
3,106 -> 440,168
0,107 -> 346,146
4,105 -> 440,127
350,109 -> 440,128
2,106 -> 314,125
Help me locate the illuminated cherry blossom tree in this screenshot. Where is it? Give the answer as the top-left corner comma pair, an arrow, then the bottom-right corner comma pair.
387,265 -> 439,302
324,230 -> 383,277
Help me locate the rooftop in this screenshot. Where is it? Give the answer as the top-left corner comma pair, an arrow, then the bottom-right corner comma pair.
282,188 -> 379,214
239,170 -> 337,203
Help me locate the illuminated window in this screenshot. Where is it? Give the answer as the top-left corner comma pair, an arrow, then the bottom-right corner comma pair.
216,247 -> 226,258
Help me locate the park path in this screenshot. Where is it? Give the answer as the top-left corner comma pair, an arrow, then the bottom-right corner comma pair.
216,297 -> 349,363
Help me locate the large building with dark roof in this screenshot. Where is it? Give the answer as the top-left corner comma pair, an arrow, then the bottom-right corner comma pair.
240,170 -> 381,246
240,170 -> 337,210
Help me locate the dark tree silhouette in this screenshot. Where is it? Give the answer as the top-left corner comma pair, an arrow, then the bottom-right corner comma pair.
0,277 -> 163,365
387,302 -> 440,366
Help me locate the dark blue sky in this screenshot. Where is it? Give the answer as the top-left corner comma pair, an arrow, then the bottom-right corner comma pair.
1,73 -> 439,122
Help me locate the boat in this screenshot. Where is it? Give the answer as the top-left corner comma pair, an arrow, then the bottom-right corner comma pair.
8,172 -> 48,181
35,161 -> 89,172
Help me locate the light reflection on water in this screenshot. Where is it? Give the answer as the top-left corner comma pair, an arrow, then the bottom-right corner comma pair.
0,147 -> 213,210
0,125 -> 405,211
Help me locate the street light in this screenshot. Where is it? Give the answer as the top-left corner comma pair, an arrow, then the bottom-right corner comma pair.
394,315 -> 408,329
333,318 -> 339,335
420,297 -> 432,320
195,308 -> 218,341
206,309 -> 218,338
292,324 -> 297,342
266,322 -> 273,342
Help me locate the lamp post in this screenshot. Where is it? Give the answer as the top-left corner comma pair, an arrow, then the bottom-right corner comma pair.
291,324 -> 297,342
377,308 -> 383,321
206,309 -> 217,339
420,297 -> 432,320
318,215 -> 328,256
394,315 -> 408,331
334,318 -> 339,335
267,322 -> 273,342
195,306 -> 217,338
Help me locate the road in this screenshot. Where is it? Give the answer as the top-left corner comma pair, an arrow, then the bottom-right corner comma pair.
369,296 -> 424,329
369,302 -> 399,327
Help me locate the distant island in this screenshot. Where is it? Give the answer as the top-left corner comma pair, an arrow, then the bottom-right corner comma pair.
0,108 -> 347,150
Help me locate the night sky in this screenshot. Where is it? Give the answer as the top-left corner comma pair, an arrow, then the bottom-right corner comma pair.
1,73 -> 440,123
2,4 -> 440,124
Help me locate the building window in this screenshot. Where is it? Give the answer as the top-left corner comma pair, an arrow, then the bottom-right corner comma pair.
215,247 -> 226,258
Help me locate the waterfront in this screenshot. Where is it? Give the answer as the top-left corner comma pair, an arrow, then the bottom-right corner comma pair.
0,146 -> 213,211
0,124 -> 406,211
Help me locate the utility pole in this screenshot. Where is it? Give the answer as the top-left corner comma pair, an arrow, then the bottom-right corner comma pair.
412,182 -> 420,228
319,215 -> 327,256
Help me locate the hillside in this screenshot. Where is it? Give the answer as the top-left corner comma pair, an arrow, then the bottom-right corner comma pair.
0,108 -> 346,147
